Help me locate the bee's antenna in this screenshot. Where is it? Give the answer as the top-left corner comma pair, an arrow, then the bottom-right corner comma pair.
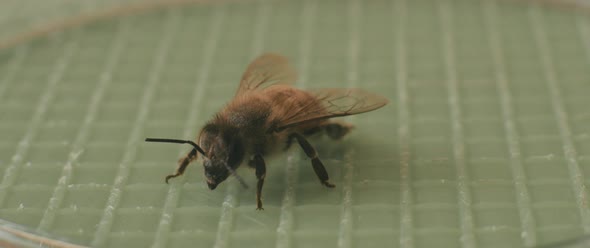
223,162 -> 249,189
145,138 -> 207,157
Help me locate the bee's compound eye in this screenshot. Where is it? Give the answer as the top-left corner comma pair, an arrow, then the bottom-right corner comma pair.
203,159 -> 213,170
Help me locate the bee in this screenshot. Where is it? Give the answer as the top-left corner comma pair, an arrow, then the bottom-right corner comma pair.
145,53 -> 388,210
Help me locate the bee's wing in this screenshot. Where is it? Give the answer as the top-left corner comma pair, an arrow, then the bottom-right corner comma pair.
236,53 -> 297,96
274,88 -> 389,131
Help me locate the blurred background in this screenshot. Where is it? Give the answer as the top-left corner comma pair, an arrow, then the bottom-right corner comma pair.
0,0 -> 589,247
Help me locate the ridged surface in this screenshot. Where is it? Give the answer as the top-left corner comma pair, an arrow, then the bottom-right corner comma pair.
0,0 -> 589,247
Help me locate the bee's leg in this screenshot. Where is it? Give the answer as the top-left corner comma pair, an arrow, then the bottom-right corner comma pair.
321,121 -> 354,140
285,126 -> 322,150
292,133 -> 335,188
302,126 -> 323,136
165,148 -> 197,183
284,135 -> 295,151
252,154 -> 266,210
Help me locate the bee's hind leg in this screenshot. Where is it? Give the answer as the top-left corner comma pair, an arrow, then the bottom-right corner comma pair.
285,126 -> 322,150
292,133 -> 335,188
322,121 -> 354,140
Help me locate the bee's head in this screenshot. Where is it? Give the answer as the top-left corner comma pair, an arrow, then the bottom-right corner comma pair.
199,123 -> 245,190
203,158 -> 229,190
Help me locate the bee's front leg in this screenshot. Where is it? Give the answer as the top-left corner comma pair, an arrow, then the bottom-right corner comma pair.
166,148 -> 198,183
251,154 -> 266,210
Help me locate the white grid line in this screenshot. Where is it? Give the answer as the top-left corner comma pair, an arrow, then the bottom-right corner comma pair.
212,4 -> 267,247
395,0 -> 413,247
276,154 -> 299,248
483,1 -> 537,246
438,1 -> 476,247
337,0 -> 360,247
529,4 -> 590,232
37,18 -> 131,232
0,33 -> 79,207
152,6 -> 226,248
90,10 -> 181,247
276,1 -> 316,247
576,12 -> 590,68
0,45 -> 29,102
250,1 -> 271,58
210,5 -> 261,248
212,3 -> 271,245
214,184 -> 238,248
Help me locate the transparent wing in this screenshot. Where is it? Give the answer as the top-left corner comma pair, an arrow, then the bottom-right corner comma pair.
236,53 -> 297,96
275,88 -> 389,131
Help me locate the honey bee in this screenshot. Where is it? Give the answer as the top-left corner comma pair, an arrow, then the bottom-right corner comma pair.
145,53 -> 388,210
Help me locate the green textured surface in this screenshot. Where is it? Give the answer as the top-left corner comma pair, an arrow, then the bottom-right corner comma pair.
0,0 -> 590,247
0,0 -> 147,43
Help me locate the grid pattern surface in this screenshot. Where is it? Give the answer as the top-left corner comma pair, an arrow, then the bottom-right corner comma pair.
0,0 -> 589,247
0,0 -> 152,44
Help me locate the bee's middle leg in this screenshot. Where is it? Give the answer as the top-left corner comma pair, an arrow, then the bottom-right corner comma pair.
249,154 -> 266,210
292,133 -> 335,188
